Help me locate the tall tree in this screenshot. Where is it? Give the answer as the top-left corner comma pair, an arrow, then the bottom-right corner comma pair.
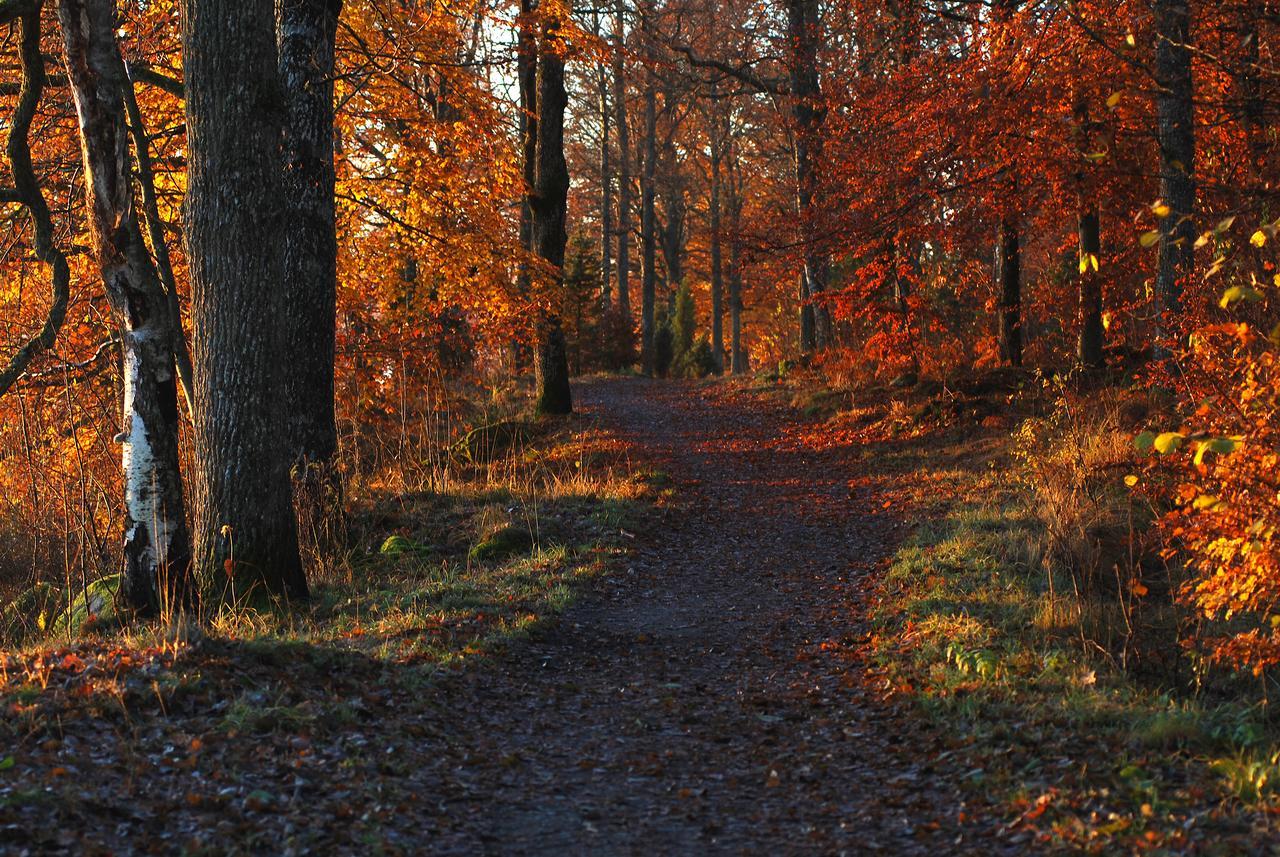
612,0 -> 633,323
997,212 -> 1022,367
1153,0 -> 1195,327
183,0 -> 306,596
594,9 -> 613,309
279,0 -> 343,471
57,0 -> 193,612
531,5 -> 573,415
785,0 -> 831,353
640,65 -> 658,374
708,96 -> 725,373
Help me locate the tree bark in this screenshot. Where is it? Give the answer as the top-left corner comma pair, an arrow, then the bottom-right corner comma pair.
998,214 -> 1022,367
640,76 -> 658,375
278,0 -> 342,469
183,0 -> 306,598
786,0 -> 831,353
595,20 -> 613,309
709,127 -> 724,373
1077,206 -> 1104,368
531,14 -> 572,415
58,0 -> 193,613
612,0 -> 632,322
660,181 -> 685,295
1153,0 -> 1194,324
726,136 -> 746,374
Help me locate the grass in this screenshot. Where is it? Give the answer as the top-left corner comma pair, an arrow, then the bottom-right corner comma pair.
846,392 -> 1280,851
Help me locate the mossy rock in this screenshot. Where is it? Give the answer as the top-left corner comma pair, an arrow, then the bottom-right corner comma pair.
468,526 -> 535,563
452,420 -> 536,464
53,574 -> 122,636
379,534 -> 434,559
2,582 -> 63,643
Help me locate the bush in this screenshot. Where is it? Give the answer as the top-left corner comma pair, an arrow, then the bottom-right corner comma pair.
653,310 -> 675,378
672,335 -> 718,379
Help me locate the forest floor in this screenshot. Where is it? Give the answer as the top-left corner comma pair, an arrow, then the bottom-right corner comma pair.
1,377 -> 1276,854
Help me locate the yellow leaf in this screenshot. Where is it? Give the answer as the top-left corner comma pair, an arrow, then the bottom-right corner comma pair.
1089,254 -> 1099,272
1124,475 -> 1139,488
1151,201 -> 1171,218
1251,230 -> 1268,248
1125,33 -> 1136,48
1153,432 -> 1185,455
1106,91 -> 1122,109
1139,230 -> 1162,249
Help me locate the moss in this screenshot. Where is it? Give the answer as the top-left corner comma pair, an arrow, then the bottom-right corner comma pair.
52,574 -> 122,636
1,582 -> 62,643
451,420 -> 536,464
468,525 -> 534,563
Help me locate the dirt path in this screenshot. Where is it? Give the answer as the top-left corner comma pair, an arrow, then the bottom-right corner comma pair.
425,379 -> 1006,854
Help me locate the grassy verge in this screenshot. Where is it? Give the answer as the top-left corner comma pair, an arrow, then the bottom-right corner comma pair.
773,368 -> 1280,852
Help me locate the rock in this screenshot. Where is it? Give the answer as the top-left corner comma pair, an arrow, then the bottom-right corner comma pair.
53,574 -> 122,635
1,582 -> 62,643
452,420 -> 536,464
468,526 -> 535,563
889,371 -> 918,389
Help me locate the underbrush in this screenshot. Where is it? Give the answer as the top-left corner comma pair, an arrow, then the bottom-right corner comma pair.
1,381 -> 654,668
775,367 -> 1280,850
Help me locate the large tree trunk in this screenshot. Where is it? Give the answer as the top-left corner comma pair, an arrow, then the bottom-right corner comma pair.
58,0 -> 192,613
786,0 -> 831,353
278,0 -> 341,468
531,16 -> 573,415
183,0 -> 306,597
612,0 -> 632,323
998,214 -> 1022,367
1153,0 -> 1195,325
640,77 -> 658,375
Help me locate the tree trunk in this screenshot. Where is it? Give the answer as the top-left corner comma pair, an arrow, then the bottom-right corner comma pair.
596,29 -> 612,309
612,0 -> 632,323
640,78 -> 658,375
660,184 -> 685,295
1077,206 -> 1104,368
786,0 -> 831,353
183,0 -> 306,597
998,214 -> 1022,367
278,0 -> 341,469
531,16 -> 572,415
58,0 -> 192,613
1072,89 -> 1105,369
1153,0 -> 1195,324
709,135 -> 724,373
726,136 -> 746,374
513,0 -> 538,372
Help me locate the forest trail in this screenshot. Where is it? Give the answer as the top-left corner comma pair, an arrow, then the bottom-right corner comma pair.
427,378 -> 1004,854
0,378 -> 1020,855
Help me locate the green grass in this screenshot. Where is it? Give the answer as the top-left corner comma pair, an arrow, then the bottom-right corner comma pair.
867,431 -> 1280,851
